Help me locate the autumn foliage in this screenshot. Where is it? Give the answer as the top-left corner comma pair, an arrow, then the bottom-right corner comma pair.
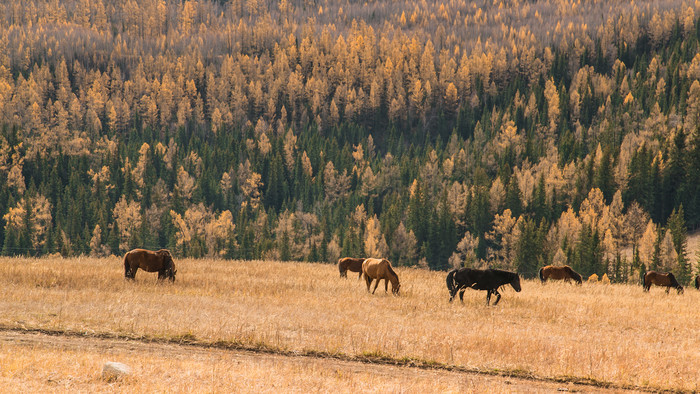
0,0 -> 699,283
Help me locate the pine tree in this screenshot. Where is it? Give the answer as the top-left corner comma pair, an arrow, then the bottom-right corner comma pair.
667,205 -> 690,284
279,231 -> 291,261
515,218 -> 544,279
504,176 -> 523,218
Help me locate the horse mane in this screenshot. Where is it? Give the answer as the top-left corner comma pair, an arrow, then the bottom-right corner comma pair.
667,272 -> 680,286
566,266 -> 582,282
385,260 -> 399,282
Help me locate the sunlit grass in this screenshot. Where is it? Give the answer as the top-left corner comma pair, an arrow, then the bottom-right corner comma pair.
0,256 -> 698,391
3,336 -> 521,393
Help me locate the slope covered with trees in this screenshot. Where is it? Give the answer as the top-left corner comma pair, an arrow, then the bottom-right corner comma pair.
1,0 -> 699,283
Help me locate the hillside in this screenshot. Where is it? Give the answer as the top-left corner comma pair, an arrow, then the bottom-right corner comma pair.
0,1 -> 699,283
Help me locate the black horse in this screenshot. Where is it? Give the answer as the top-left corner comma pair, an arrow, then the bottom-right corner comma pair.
446,268 -> 522,305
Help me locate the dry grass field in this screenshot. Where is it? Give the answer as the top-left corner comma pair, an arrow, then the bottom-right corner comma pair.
1,331 -> 597,393
0,256 -> 698,392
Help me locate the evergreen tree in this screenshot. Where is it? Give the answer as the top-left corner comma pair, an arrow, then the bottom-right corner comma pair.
593,148 -> 615,203
279,231 -> 291,261
667,205 -> 690,283
515,218 -> 545,278
504,176 -> 523,218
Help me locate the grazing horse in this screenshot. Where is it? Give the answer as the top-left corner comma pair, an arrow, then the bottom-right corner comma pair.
338,257 -> 365,279
539,265 -> 582,284
362,258 -> 400,295
643,271 -> 683,294
124,248 -> 177,282
446,268 -> 521,305
696,275 -> 700,290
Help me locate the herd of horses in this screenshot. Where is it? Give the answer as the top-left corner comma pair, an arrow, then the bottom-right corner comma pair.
339,257 -> 698,305
122,248 -> 698,305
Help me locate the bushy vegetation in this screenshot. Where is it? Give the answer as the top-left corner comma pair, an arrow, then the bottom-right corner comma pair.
0,0 -> 699,282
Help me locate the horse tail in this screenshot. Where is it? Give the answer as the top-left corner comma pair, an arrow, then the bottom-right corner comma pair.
446,269 -> 456,293
695,276 -> 700,290
123,252 -> 130,278
642,272 -> 649,291
538,267 -> 544,282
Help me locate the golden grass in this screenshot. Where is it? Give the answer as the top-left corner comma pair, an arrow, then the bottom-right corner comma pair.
0,257 -> 698,391
1,333 -> 577,393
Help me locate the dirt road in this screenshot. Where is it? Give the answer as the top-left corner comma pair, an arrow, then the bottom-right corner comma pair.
0,329 -> 641,393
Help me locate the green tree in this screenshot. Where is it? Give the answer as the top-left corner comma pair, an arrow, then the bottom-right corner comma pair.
667,205 -> 690,283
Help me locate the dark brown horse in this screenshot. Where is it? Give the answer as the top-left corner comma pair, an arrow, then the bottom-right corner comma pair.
643,271 -> 683,294
539,265 -> 582,284
124,248 -> 177,282
338,257 -> 365,279
695,275 -> 700,290
362,258 -> 400,295
446,268 -> 521,305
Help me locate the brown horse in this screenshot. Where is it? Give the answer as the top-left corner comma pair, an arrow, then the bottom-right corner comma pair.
362,258 -> 400,295
643,271 -> 683,294
124,248 -> 177,282
539,265 -> 582,284
338,257 -> 365,279
695,275 -> 700,290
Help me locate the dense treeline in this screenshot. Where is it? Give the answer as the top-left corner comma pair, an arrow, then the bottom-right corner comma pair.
1,0 -> 700,284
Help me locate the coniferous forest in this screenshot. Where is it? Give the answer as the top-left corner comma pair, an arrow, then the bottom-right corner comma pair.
1,0 -> 700,283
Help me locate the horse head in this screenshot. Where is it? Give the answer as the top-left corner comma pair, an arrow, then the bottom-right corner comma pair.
572,272 -> 583,285
667,273 -> 682,294
158,249 -> 177,282
392,281 -> 401,295
510,274 -> 522,292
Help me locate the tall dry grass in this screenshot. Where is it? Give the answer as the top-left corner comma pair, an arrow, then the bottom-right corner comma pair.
1,334 -> 565,393
0,257 -> 698,390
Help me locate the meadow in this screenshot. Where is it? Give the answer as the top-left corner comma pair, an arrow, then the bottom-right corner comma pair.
0,257 -> 698,391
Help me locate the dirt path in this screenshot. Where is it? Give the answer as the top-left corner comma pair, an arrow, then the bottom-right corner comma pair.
0,329 -> 642,393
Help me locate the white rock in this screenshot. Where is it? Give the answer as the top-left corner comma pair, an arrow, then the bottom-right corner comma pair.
102,361 -> 132,381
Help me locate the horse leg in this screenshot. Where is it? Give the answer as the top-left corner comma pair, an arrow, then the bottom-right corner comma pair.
372,278 -> 380,294
486,290 -> 491,305
357,271 -> 362,280
665,287 -> 670,294
492,289 -> 502,306
459,288 -> 465,303
384,278 -> 389,293
365,276 -> 372,292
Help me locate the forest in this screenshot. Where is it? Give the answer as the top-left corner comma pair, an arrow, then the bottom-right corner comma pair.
0,0 -> 699,283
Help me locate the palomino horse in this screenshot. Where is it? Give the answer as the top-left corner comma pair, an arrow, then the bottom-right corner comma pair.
338,257 -> 365,279
539,265 -> 582,284
124,248 -> 177,282
643,271 -> 683,294
446,268 -> 521,305
362,258 -> 400,295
